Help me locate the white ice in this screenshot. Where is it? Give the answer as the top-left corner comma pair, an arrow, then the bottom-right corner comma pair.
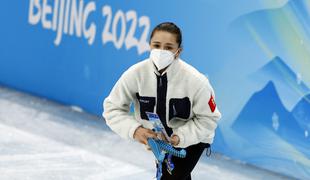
0,86 -> 292,180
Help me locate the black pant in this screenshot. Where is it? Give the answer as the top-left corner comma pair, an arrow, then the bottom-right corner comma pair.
158,143 -> 209,180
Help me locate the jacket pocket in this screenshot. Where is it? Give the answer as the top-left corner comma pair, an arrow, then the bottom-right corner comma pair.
169,97 -> 191,120
136,93 -> 156,120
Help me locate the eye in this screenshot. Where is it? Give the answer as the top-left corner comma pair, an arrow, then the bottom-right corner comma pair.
153,44 -> 160,48
164,46 -> 173,50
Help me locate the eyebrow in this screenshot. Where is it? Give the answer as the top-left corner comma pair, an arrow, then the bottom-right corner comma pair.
151,41 -> 175,46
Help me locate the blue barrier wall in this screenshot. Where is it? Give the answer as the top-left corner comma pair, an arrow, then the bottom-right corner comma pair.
1,0 -> 310,179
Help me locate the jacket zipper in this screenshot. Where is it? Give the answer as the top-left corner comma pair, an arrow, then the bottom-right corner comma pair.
156,74 -> 173,136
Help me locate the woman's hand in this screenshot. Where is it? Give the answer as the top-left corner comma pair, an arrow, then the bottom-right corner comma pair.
133,126 -> 158,145
170,134 -> 180,146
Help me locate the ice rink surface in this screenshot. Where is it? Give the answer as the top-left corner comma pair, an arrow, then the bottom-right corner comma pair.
0,86 -> 293,180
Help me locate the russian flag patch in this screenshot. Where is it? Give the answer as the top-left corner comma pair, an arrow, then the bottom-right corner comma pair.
208,95 -> 216,113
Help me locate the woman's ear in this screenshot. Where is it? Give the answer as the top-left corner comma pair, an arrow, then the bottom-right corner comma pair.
175,48 -> 183,59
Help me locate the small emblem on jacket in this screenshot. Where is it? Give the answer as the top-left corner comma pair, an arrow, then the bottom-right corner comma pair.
208,95 -> 216,113
139,99 -> 149,103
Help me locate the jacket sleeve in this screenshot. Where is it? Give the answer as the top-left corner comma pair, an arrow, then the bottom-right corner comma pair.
173,80 -> 221,148
102,71 -> 141,140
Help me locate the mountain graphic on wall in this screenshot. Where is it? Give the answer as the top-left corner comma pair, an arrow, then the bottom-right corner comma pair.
227,1 -> 310,178
251,56 -> 310,110
292,94 -> 310,134
257,56 -> 309,92
232,81 -> 306,144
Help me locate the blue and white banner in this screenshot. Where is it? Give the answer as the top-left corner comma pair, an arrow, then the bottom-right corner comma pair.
0,0 -> 310,179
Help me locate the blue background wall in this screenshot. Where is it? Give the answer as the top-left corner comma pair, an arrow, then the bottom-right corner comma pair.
1,0 -> 310,179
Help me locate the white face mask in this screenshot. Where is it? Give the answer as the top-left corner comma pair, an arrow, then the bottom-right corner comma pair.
150,49 -> 178,71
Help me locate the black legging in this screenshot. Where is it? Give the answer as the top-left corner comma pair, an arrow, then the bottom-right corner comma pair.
158,143 -> 209,180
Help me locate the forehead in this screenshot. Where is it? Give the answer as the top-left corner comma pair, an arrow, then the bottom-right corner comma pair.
151,31 -> 178,45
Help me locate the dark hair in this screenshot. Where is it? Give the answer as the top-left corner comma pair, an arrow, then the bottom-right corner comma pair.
150,22 -> 182,48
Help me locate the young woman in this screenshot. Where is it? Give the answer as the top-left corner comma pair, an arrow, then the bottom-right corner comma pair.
103,22 -> 221,180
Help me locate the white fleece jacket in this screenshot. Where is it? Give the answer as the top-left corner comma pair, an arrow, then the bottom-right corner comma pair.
103,58 -> 221,148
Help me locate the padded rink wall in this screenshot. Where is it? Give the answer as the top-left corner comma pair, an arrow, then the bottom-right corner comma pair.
0,0 -> 310,179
